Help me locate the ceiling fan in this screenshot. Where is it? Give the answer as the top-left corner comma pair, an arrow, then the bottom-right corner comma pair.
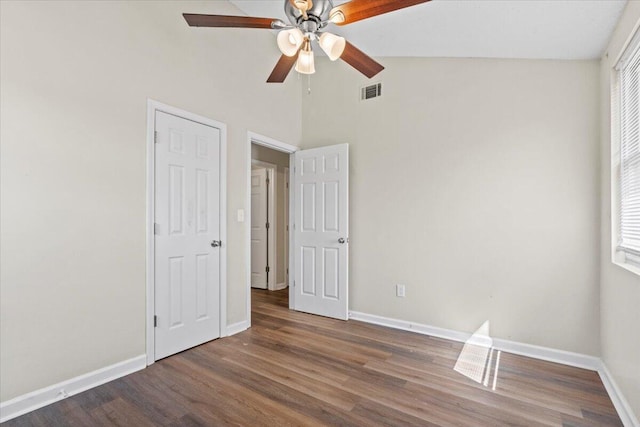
183,0 -> 431,83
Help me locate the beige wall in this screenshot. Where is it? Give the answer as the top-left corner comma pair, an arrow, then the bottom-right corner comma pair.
0,1 -> 301,401
302,57 -> 601,355
251,144 -> 290,168
600,0 -> 640,419
251,145 -> 290,285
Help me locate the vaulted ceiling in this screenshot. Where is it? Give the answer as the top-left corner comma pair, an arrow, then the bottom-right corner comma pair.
230,0 -> 627,60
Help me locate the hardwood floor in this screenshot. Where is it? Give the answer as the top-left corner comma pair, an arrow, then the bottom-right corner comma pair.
6,289 -> 622,426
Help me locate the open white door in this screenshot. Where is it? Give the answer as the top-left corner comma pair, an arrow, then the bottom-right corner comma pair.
154,111 -> 221,360
251,168 -> 269,289
293,144 -> 348,320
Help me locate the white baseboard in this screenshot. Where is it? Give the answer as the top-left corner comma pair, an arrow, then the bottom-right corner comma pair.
349,311 -> 600,370
349,310 -> 637,426
490,338 -> 601,371
0,354 -> 146,423
349,311 -> 474,345
597,362 -> 640,427
226,320 -> 250,336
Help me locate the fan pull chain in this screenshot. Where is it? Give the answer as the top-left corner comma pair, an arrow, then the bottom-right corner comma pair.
307,74 -> 312,95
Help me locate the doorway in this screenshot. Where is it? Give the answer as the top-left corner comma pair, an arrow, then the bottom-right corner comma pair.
246,133 -> 297,326
250,146 -> 290,294
245,133 -> 350,326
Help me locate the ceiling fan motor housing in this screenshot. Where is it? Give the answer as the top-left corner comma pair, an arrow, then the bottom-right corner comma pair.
284,0 -> 334,26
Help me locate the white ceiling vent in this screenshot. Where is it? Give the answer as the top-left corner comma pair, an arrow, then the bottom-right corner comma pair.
361,83 -> 382,101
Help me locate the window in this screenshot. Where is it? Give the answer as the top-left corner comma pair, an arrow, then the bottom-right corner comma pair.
614,30 -> 640,269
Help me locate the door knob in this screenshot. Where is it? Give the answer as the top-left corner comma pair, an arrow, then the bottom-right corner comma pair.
211,240 -> 221,247
338,238 -> 346,244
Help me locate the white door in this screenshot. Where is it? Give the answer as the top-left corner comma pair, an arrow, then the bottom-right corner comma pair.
293,144 -> 349,320
251,168 -> 269,289
154,111 -> 221,360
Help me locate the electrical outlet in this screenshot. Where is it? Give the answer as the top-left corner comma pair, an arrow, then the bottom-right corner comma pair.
396,284 -> 405,297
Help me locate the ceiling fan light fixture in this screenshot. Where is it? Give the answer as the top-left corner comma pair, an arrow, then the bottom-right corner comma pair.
183,0 -> 411,82
319,32 -> 346,61
295,39 -> 315,74
277,28 -> 304,56
293,0 -> 312,10
290,0 -> 312,19
328,10 -> 345,24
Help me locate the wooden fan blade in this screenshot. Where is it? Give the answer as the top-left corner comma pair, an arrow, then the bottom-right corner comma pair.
340,41 -> 384,79
330,0 -> 431,26
267,53 -> 299,83
183,14 -> 276,29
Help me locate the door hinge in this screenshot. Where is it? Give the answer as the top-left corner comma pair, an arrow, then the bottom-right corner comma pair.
154,131 -> 158,143
293,280 -> 296,287
266,177 -> 270,184
266,222 -> 270,229
154,315 -> 157,327
154,223 -> 159,235
286,182 -> 289,189
266,266 -> 270,273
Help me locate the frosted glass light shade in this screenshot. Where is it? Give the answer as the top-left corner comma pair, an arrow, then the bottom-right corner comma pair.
329,10 -> 345,24
295,49 -> 315,74
277,28 -> 304,57
319,32 -> 346,61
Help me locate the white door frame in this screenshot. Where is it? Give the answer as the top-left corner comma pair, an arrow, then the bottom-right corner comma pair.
283,167 -> 290,288
146,99 -> 227,366
246,132 -> 297,327
250,160 -> 276,290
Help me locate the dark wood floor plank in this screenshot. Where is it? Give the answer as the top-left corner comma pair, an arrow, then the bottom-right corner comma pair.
4,288 -> 623,426
89,397 -> 157,427
367,358 -> 562,426
386,352 -> 584,417
351,399 -> 441,427
102,373 -> 186,424
220,334 -> 352,384
178,346 -> 381,426
57,399 -> 97,427
161,356 -> 321,427
231,325 -> 409,389
204,342 -> 363,411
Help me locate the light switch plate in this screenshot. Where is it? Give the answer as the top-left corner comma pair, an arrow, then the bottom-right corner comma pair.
237,209 -> 245,223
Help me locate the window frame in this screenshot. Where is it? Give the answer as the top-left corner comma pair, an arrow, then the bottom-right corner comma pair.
612,27 -> 640,275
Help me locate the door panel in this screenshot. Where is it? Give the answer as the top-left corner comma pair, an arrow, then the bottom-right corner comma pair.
323,248 -> 339,299
301,246 -> 316,295
155,111 -> 221,360
251,168 -> 268,289
196,170 -> 209,233
293,144 -> 348,320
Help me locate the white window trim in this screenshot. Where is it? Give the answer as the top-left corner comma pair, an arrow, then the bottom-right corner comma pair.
611,26 -> 640,276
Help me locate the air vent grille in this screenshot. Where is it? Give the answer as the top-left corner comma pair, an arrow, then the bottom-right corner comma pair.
361,83 -> 382,100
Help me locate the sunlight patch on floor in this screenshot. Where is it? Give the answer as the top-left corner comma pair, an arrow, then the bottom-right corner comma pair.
454,320 -> 501,390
